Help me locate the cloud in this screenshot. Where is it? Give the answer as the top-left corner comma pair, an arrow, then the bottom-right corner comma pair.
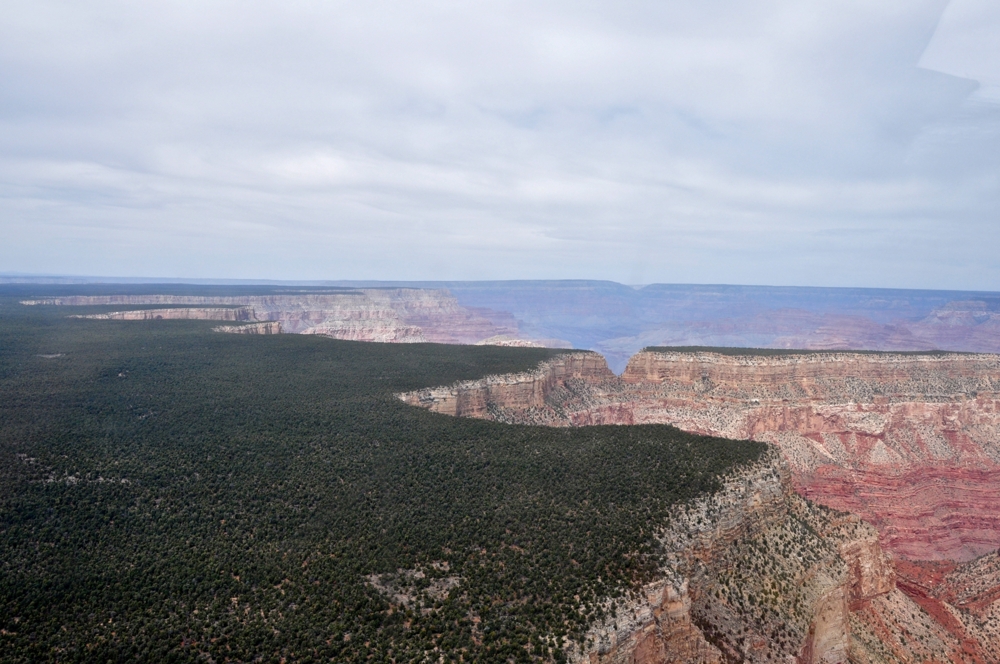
1,0 -> 998,288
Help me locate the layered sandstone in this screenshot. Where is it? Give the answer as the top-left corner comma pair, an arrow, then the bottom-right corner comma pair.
300,315 -> 426,343
569,451 -> 898,663
400,350 -> 1000,660
404,349 -> 1000,563
615,350 -> 1000,563
23,289 -> 521,344
69,307 -> 257,321
212,322 -> 282,335
397,352 -> 613,420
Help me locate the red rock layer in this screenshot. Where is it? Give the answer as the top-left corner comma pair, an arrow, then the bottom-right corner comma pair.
401,350 -> 1000,660
615,351 -> 1000,563
400,349 -> 1000,562
797,465 -> 1000,561
880,555 -> 1000,662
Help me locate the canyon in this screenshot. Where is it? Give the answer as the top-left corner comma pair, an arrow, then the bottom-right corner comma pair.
400,348 -> 1000,661
20,287 -> 1000,659
21,282 -> 1000,371
399,349 -> 1000,562
567,451 -> 902,664
324,281 -> 1000,372
21,289 -> 523,345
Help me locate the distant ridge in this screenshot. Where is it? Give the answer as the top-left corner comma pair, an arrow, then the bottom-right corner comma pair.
5,279 -> 1000,372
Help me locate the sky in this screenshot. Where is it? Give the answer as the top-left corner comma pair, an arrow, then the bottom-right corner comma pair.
1,0 -> 999,289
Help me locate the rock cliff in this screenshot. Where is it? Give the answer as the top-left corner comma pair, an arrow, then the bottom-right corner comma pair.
848,552 -> 1000,663
617,350 -> 1000,564
475,335 -> 545,347
404,349 -> 1000,562
397,352 -> 614,420
212,322 -> 282,334
70,307 -> 257,321
399,348 -> 1000,660
576,454 -> 876,664
23,289 -> 521,344
567,450 -> 897,664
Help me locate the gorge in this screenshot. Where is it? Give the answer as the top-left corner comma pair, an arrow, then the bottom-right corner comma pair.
399,348 -> 1000,661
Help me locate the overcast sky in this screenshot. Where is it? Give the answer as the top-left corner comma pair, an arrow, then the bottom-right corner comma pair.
2,0 -> 998,289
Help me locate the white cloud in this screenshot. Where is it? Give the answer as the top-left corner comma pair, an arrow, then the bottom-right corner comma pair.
1,0 -> 998,288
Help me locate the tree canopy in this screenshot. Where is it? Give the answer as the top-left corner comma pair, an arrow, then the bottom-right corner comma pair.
0,285 -> 766,663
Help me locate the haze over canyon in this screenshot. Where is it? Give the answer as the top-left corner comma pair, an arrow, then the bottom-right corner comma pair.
18,280 -> 1000,372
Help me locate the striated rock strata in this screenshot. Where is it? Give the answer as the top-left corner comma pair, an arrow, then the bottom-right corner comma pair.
403,349 -> 1000,563
617,350 -> 1000,564
212,322 -> 282,335
568,451 -> 901,663
475,335 -> 545,348
70,307 -> 257,321
24,290 -> 523,345
397,352 -> 613,420
401,352 -> 1000,661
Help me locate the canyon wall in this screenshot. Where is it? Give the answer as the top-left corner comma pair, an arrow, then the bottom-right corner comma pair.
23,290 -> 521,345
19,282 -> 1000,372
614,350 -> 1000,563
475,335 -> 546,348
565,450 -> 931,663
397,352 -> 613,419
70,307 -> 257,321
402,349 -> 1000,563
400,349 -> 1000,660
213,322 -> 282,335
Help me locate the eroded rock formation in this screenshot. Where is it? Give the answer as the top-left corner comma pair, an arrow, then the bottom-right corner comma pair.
402,349 -> 1000,563
212,322 -> 282,334
399,348 -> 1000,660
70,307 -> 257,321
475,335 -> 545,347
565,451 -> 902,663
397,352 -> 613,419
23,289 -> 522,345
618,350 -> 1000,564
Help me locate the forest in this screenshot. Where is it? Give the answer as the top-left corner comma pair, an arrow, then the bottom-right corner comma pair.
0,285 -> 766,663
